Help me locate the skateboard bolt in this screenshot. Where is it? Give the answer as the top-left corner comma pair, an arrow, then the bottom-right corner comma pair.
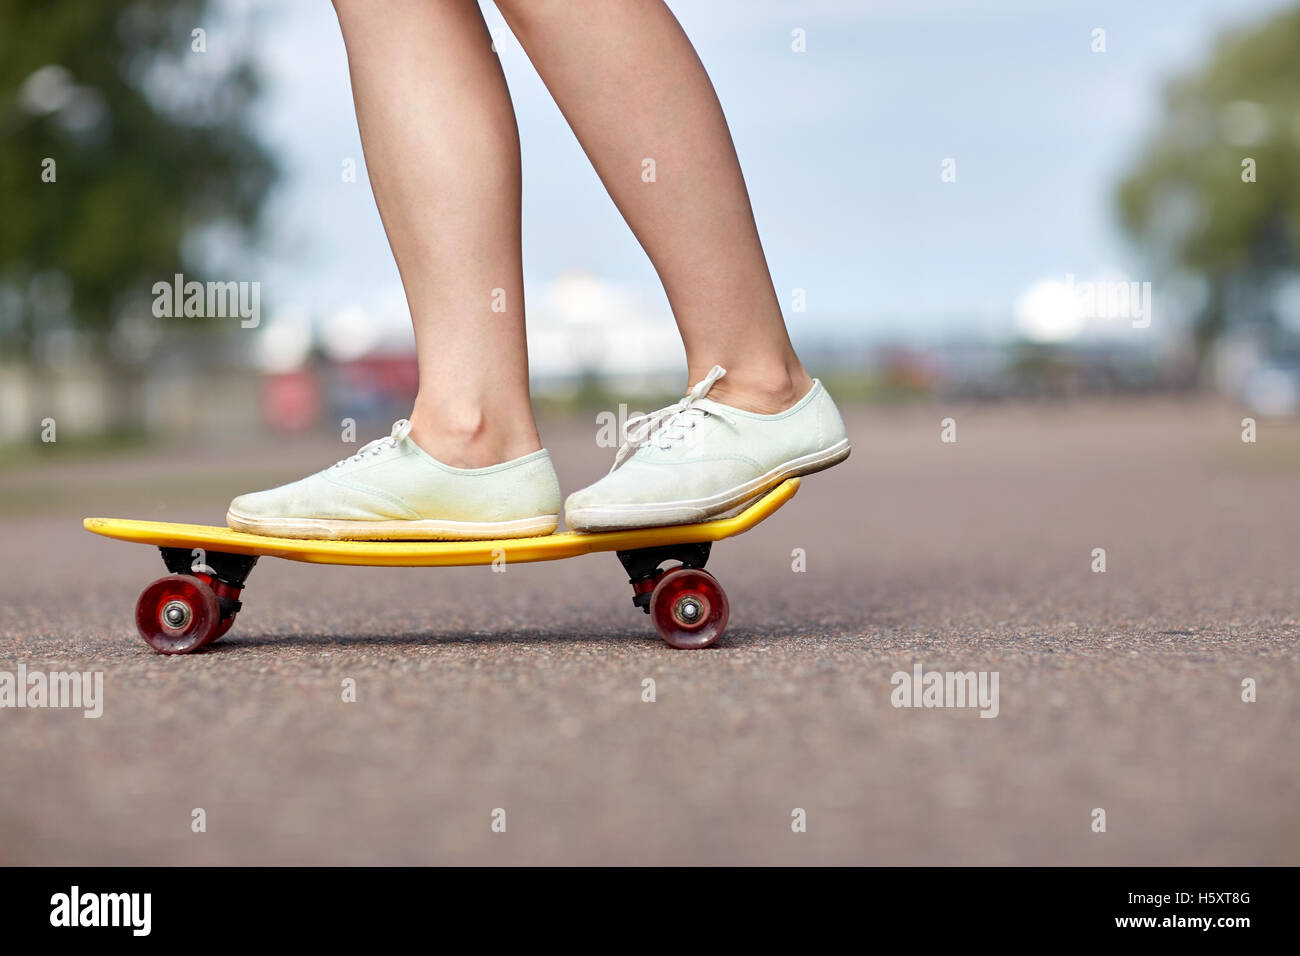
675,597 -> 702,621
162,600 -> 192,630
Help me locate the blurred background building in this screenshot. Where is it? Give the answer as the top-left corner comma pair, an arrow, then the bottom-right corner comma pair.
3,0 -> 1300,446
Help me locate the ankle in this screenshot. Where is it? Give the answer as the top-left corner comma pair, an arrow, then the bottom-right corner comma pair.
407,404 -> 542,468
698,361 -> 814,415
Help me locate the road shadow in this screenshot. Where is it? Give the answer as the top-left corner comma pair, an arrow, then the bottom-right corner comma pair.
195,626 -> 771,653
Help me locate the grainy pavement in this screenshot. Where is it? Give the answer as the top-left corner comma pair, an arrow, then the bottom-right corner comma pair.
1,399 -> 1297,865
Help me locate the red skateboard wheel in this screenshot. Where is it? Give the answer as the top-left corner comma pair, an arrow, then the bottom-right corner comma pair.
649,567 -> 729,649
135,574 -> 221,655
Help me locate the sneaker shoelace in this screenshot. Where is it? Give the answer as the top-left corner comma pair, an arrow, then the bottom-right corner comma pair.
611,365 -> 737,473
333,419 -> 412,468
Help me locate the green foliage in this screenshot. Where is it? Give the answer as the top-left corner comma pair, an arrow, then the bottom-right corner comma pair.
0,0 -> 275,354
1117,5 -> 1300,347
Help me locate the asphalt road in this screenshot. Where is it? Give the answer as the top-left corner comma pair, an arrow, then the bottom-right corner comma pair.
1,400 -> 1297,865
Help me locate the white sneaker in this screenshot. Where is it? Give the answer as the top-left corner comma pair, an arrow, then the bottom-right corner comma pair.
565,366 -> 850,532
227,420 -> 561,540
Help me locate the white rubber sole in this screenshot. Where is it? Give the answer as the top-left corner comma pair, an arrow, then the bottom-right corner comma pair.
566,438 -> 852,532
225,510 -> 559,541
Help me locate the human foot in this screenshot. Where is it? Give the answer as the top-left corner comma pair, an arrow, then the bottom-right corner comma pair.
564,366 -> 850,532
697,363 -> 815,415
227,420 -> 561,540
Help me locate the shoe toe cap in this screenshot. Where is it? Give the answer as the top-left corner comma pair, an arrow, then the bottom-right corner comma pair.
227,487 -> 282,520
228,476 -> 316,520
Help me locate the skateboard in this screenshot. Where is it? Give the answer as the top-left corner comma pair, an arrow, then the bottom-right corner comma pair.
83,478 -> 800,654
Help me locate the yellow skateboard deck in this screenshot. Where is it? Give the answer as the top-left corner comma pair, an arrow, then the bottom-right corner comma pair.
84,477 -> 798,567
84,479 -> 800,654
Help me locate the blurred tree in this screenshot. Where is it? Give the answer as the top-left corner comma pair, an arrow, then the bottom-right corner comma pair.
0,0 -> 275,433
1117,5 -> 1300,368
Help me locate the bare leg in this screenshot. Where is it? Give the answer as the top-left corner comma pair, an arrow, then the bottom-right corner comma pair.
333,0 -> 540,466
494,0 -> 813,413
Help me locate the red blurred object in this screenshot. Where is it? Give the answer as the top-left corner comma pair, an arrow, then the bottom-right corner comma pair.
263,369 -> 322,432
337,354 -> 419,400
878,347 -> 941,390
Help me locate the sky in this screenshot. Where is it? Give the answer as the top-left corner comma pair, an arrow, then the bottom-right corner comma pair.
228,0 -> 1298,352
